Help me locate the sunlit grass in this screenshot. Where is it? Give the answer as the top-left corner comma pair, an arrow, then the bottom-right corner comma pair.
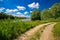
0,17 -> 60,40
0,20 -> 45,40
52,22 -> 60,40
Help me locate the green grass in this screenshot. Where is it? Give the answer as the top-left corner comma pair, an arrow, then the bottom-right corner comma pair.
0,19 -> 49,40
52,22 -> 60,40
29,17 -> 60,40
53,22 -> 60,37
0,17 -> 60,40
51,17 -> 60,40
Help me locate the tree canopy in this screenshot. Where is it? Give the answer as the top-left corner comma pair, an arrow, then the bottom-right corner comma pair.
0,12 -> 15,19
41,3 -> 60,20
30,10 -> 41,20
49,3 -> 60,19
41,9 -> 53,20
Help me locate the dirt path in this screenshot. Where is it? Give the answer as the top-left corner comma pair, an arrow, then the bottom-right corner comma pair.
14,22 -> 53,40
40,23 -> 56,40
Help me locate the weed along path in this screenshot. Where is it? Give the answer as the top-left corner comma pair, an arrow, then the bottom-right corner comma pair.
14,22 -> 53,40
40,23 -> 56,40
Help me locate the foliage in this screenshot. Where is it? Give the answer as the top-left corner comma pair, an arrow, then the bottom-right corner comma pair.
49,3 -> 60,19
0,20 -> 42,40
41,9 -> 53,20
41,3 -> 60,20
0,12 -> 15,19
0,12 -> 26,19
53,22 -> 60,37
30,10 -> 41,20
52,22 -> 60,40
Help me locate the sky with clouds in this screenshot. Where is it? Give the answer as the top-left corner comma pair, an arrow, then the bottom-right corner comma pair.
0,0 -> 60,17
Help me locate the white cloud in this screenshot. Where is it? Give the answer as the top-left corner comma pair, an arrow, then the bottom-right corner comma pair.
16,12 -> 22,15
17,6 -> 26,10
13,12 -> 29,17
12,13 -> 30,18
5,9 -> 18,14
16,12 -> 24,17
28,2 -> 39,9
24,11 -> 28,15
13,9 -> 18,12
0,7 -> 5,12
30,11 -> 32,13
18,15 -> 29,17
13,14 -> 25,17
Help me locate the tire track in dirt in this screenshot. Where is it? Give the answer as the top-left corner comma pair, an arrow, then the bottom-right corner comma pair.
40,23 -> 56,40
14,23 -> 53,40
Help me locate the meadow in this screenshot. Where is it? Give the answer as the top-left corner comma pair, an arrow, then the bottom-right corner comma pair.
0,17 -> 60,40
0,19 -> 49,40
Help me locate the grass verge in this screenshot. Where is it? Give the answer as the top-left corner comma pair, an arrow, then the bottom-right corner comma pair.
52,22 -> 60,40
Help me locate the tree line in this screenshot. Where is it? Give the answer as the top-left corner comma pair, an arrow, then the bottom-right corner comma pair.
0,12 -> 26,19
0,12 -> 15,19
31,3 -> 60,20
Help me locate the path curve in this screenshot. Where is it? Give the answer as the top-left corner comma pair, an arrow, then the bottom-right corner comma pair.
14,22 -> 53,40
40,23 -> 56,40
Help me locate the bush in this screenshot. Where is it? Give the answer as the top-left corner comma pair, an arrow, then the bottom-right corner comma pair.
30,10 -> 41,21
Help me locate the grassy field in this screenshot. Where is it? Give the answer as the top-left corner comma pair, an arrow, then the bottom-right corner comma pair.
0,19 -> 49,40
0,18 -> 60,40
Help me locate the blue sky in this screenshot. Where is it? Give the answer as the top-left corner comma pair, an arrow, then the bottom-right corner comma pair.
0,0 -> 60,17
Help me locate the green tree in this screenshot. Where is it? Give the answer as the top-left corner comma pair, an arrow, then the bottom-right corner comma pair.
0,12 -> 8,19
41,9 -> 53,20
41,3 -> 60,20
0,12 -> 15,19
30,10 -> 41,20
49,3 -> 60,19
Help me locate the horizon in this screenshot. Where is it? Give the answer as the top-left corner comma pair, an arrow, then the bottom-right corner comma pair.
0,0 -> 60,17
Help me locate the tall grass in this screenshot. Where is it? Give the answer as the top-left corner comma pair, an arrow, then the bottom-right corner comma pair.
53,22 -> 60,36
52,17 -> 60,40
52,22 -> 60,40
0,17 -> 60,40
0,20 -> 46,40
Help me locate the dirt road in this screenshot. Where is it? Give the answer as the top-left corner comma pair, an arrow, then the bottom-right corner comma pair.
40,23 -> 56,40
15,22 -> 54,40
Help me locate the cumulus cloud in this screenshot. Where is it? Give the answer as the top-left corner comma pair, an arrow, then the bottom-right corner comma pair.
14,11 -> 29,17
24,11 -> 28,15
5,9 -> 18,14
16,12 -> 22,15
28,2 -> 40,9
0,7 -> 5,12
16,12 -> 23,16
13,9 -> 18,12
17,6 -> 26,10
